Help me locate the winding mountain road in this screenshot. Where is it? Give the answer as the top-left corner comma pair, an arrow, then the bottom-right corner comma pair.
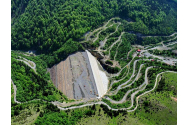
11,18 -> 177,113
11,79 -> 21,104
101,22 -> 121,48
127,71 -> 177,112
142,32 -> 177,38
108,60 -> 145,96
11,63 -> 176,113
17,56 -> 36,73
114,40 -> 122,60
105,65 -> 152,104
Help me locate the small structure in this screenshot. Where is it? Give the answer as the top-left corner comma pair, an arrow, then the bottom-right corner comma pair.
137,49 -> 141,52
151,59 -> 154,61
138,55 -> 141,58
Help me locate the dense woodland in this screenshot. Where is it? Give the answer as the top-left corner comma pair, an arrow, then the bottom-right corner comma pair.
11,52 -> 68,102
11,0 -> 117,53
11,0 -> 177,67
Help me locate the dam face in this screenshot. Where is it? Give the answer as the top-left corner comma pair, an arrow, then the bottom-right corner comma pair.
86,50 -> 108,98
49,50 -> 108,100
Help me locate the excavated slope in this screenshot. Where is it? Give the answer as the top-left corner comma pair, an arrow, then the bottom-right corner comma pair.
49,51 -> 108,100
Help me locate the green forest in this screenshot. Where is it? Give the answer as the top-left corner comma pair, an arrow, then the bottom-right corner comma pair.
11,0 -> 177,67
11,51 -> 68,102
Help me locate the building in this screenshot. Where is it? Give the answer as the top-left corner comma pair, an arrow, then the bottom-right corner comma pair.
137,49 -> 141,52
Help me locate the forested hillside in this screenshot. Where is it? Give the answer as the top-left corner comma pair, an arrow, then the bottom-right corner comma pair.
11,0 -> 177,56
11,0 -> 118,53
11,52 -> 68,102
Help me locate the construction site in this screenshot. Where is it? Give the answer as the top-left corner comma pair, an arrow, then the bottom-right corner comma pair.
49,51 -> 109,100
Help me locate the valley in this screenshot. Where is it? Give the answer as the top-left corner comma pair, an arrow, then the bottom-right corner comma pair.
11,17 -> 177,114
11,0 -> 177,124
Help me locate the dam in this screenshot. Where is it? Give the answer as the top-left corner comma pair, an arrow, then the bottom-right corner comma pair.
49,50 -> 109,100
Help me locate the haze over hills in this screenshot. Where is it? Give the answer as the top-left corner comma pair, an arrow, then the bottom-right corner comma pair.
11,0 -> 177,124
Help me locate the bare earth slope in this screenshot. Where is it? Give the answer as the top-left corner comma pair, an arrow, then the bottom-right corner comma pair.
49,51 -> 108,100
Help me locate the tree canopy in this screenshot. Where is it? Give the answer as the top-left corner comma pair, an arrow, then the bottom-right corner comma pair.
11,0 -> 177,55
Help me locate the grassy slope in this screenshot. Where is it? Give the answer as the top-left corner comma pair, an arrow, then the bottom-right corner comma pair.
79,72 -> 177,125
11,102 -> 46,125
11,105 -> 40,125
77,105 -> 144,125
11,72 -> 176,125
128,72 -> 177,125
